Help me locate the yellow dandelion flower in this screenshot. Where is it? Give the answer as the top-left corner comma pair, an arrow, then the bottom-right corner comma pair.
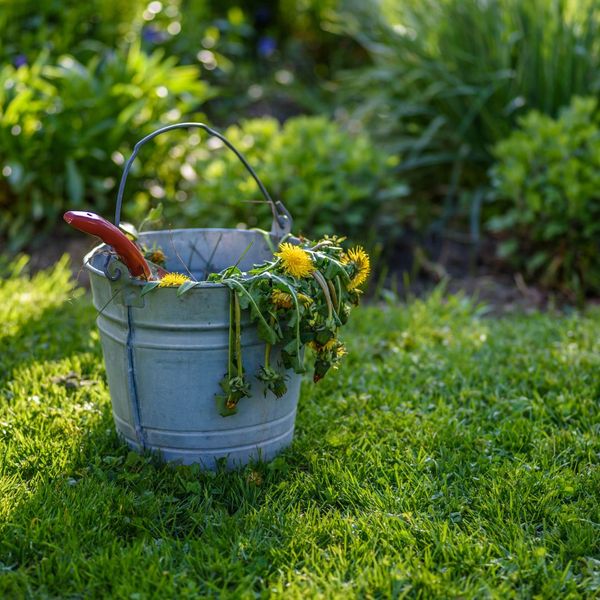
158,272 -> 190,287
345,246 -> 371,290
309,338 -> 338,354
275,243 -> 314,278
297,293 -> 313,306
272,289 -> 293,309
322,338 -> 337,351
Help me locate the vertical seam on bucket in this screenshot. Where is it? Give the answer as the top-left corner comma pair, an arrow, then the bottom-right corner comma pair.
126,306 -> 146,449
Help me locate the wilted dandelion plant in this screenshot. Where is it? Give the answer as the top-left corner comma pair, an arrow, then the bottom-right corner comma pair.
149,236 -> 371,415
152,236 -> 369,415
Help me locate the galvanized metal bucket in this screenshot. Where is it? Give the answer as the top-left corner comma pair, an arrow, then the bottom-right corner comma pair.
85,123 -> 301,469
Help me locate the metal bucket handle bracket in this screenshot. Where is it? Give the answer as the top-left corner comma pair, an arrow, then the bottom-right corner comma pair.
114,122 -> 292,237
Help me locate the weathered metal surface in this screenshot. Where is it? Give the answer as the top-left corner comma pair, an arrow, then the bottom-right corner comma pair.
85,228 -> 302,469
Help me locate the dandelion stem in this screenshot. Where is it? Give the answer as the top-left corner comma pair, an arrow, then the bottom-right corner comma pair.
309,240 -> 335,251
265,272 -> 303,370
234,291 -> 242,376
224,278 -> 274,340
327,279 -> 338,310
264,316 -> 275,368
312,270 -> 333,321
335,276 -> 343,314
228,289 -> 235,378
306,250 -> 351,282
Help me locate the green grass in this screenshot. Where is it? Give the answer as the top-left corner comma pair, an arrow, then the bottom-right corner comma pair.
1,258 -> 599,599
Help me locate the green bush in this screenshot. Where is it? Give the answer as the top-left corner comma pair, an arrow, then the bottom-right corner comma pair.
137,1 -> 367,118
340,0 -> 600,232
0,44 -> 212,249
0,0 -> 146,62
489,96 -> 600,296
139,116 -> 400,242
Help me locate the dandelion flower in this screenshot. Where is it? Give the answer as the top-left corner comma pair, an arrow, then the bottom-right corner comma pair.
344,246 -> 370,290
297,293 -> 313,306
336,344 -> 347,358
158,272 -> 190,287
275,243 -> 314,278
309,338 -> 338,353
149,249 -> 166,265
322,338 -> 337,351
272,289 -> 293,309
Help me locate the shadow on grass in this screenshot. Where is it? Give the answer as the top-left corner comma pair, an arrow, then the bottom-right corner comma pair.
0,270 -> 339,595
0,320 -> 320,596
0,387 -> 316,595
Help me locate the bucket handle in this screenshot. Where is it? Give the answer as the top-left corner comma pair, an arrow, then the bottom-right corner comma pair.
114,122 -> 292,237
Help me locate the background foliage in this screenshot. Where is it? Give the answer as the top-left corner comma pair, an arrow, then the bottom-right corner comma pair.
0,0 -> 599,295
339,0 -> 600,245
490,96 -> 600,297
0,44 -> 210,249
134,116 -> 399,241
0,0 -> 146,60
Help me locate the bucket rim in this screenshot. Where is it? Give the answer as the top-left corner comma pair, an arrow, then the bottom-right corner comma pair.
83,227 -> 285,289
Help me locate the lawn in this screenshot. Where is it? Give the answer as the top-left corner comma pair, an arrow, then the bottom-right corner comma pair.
1,258 -> 599,598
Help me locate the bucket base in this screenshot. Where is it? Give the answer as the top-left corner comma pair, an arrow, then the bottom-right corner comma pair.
116,420 -> 296,470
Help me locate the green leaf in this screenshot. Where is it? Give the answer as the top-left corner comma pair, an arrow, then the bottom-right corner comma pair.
311,252 -> 351,283
177,280 -> 198,297
265,272 -> 303,367
218,265 -> 243,280
526,251 -> 548,274
223,279 -> 277,344
497,239 -> 519,259
257,318 -> 278,345
284,338 -> 298,354
323,260 -> 342,279
141,281 -> 160,296
236,289 -> 251,309
148,203 -> 163,222
215,394 -> 238,417
65,158 -> 84,205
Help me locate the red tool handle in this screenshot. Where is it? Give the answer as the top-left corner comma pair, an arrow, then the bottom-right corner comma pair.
64,211 -> 152,280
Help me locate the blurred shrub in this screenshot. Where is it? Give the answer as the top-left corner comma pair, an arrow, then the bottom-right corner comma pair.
0,0 -> 146,62
0,0 -> 367,128
139,1 -> 368,117
0,44 -> 212,249
139,116 -> 401,241
489,97 -> 600,297
340,0 -> 600,233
